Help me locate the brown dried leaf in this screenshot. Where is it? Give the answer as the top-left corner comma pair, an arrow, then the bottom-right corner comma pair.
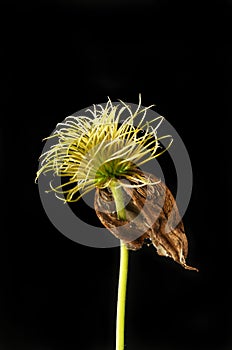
94,170 -> 198,271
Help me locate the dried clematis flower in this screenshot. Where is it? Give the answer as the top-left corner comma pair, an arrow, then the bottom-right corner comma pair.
95,169 -> 198,271
36,96 -> 198,350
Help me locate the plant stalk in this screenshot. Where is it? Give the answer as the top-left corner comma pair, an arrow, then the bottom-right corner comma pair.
110,181 -> 129,350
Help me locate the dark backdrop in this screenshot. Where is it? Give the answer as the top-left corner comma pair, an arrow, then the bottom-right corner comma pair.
1,1 -> 231,349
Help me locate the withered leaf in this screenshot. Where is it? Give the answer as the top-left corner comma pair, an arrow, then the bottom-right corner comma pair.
94,170 -> 198,271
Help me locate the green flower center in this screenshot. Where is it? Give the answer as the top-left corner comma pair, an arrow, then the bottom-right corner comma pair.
95,159 -> 134,187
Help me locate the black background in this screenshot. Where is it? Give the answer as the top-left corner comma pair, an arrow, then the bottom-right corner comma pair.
1,1 -> 231,349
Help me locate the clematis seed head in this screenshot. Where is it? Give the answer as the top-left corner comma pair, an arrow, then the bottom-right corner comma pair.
36,96 -> 172,202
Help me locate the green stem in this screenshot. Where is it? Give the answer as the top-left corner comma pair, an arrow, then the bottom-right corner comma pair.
110,181 -> 129,350
110,182 -> 127,221
116,241 -> 129,350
